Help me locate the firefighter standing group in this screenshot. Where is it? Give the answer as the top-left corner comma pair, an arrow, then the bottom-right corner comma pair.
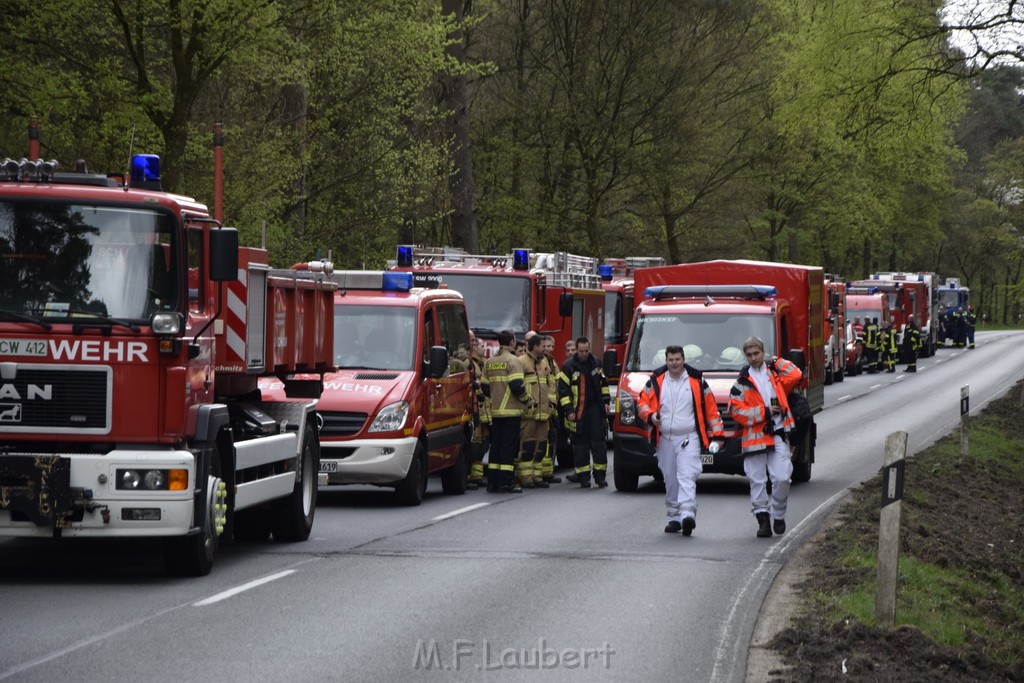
944,305 -> 977,348
860,315 -> 926,373
467,330 -> 609,492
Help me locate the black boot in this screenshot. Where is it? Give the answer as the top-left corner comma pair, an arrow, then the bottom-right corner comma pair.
773,518 -> 786,535
756,512 -> 773,538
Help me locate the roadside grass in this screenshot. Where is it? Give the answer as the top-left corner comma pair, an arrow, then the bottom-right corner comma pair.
798,389 -> 1024,674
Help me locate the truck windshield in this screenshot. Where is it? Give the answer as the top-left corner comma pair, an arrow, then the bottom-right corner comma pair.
605,291 -> 623,344
626,313 -> 775,372
333,305 -> 417,370
413,273 -> 530,335
937,289 -> 966,309
854,309 -> 882,324
0,200 -> 178,320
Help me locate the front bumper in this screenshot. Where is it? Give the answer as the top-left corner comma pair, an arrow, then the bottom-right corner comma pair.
319,436 -> 417,485
0,450 -> 196,538
612,431 -> 745,477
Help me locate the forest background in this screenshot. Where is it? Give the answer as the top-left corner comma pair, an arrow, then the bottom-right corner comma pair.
2,0 -> 1023,323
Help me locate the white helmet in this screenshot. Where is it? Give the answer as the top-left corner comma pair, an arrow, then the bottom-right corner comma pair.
718,346 -> 743,365
683,344 -> 702,361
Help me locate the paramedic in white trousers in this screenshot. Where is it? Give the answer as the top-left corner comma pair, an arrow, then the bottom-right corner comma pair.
637,345 -> 724,536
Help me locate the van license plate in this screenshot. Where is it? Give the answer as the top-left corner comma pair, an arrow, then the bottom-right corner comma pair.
319,461 -> 338,473
700,454 -> 714,465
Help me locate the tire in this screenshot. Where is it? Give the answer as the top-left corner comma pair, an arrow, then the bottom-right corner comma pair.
835,364 -> 845,382
394,442 -> 427,506
163,447 -> 225,577
613,465 -> 639,492
791,425 -> 814,484
824,364 -> 834,385
271,424 -> 318,542
440,435 -> 469,495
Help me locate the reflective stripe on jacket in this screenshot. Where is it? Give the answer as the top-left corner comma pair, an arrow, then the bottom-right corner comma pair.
521,353 -> 553,421
636,364 -> 724,449
482,346 -> 531,418
556,354 -> 610,432
728,356 -> 802,455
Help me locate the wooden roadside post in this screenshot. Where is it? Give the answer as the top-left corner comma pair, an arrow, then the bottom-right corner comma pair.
876,430 -> 907,627
960,385 -> 970,458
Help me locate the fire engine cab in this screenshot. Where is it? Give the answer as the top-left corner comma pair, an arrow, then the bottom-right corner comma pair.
262,270 -> 473,505
0,152 -> 334,576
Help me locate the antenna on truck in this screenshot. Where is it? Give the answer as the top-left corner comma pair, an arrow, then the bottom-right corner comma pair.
123,124 -> 136,191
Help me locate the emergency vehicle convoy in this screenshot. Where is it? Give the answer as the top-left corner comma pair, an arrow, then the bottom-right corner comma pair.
867,271 -> 938,356
608,260 -> 825,492
388,245 -> 606,360
0,152 -> 334,576
262,270 -> 473,506
823,275 -> 847,385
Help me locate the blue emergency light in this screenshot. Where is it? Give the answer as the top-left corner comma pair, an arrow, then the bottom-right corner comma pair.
383,271 -> 414,292
512,248 -> 530,271
396,245 -> 414,268
131,154 -> 161,187
598,264 -> 614,281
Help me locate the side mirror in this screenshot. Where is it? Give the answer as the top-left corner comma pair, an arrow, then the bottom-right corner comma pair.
427,345 -> 448,379
788,348 -> 806,373
558,292 -> 573,318
209,228 -> 239,282
603,348 -> 620,380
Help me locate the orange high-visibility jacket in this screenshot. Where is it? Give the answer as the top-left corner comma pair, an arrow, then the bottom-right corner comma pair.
728,356 -> 802,455
636,365 -> 724,449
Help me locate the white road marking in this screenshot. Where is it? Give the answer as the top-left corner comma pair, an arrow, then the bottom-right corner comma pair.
836,395 -> 853,403
895,374 -> 907,380
432,502 -> 490,521
870,384 -> 882,390
193,569 -> 297,606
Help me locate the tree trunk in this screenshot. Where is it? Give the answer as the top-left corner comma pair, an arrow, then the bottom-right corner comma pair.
441,0 -> 478,252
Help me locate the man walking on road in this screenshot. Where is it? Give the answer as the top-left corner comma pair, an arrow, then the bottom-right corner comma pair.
557,336 -> 611,488
728,337 -> 803,538
637,346 -> 724,536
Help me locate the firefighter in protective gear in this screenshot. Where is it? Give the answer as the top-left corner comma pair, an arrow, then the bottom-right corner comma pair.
538,335 -> 561,483
557,336 -> 611,488
880,320 -> 898,373
902,316 -> 922,372
481,330 -> 535,492
466,332 -> 490,489
952,307 -> 966,347
518,335 -> 554,488
863,317 -> 880,373
966,305 -> 977,348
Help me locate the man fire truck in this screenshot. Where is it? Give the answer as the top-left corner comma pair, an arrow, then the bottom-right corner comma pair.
608,260 -> 824,492
0,146 -> 333,576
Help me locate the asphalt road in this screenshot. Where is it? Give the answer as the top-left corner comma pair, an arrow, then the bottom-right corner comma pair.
1,331 -> 1022,682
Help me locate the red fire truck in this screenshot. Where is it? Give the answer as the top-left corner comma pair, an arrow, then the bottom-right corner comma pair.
823,275 -> 847,384
601,257 -> 666,379
849,279 -> 931,356
0,150 -> 334,576
389,246 -> 606,360
608,260 -> 825,491
262,270 -> 474,506
868,272 -> 938,356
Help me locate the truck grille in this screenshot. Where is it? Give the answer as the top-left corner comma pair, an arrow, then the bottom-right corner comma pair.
0,366 -> 110,434
319,411 -> 368,438
717,404 -> 739,433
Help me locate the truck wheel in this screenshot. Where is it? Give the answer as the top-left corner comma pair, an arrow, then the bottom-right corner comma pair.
835,364 -> 845,382
440,435 -> 469,495
394,442 -> 427,506
824,364 -> 834,385
163,451 -> 226,577
271,424 -> 318,542
613,466 -> 639,492
791,429 -> 813,483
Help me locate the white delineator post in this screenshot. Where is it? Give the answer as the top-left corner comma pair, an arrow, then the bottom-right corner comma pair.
960,385 -> 970,458
876,430 -> 907,627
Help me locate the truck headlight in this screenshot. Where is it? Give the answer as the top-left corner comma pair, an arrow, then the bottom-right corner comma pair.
369,401 -> 410,433
116,468 -> 189,491
151,312 -> 183,334
618,394 -> 637,425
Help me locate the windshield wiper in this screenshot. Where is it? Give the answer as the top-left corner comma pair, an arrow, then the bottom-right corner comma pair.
38,309 -> 141,333
0,309 -> 52,330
